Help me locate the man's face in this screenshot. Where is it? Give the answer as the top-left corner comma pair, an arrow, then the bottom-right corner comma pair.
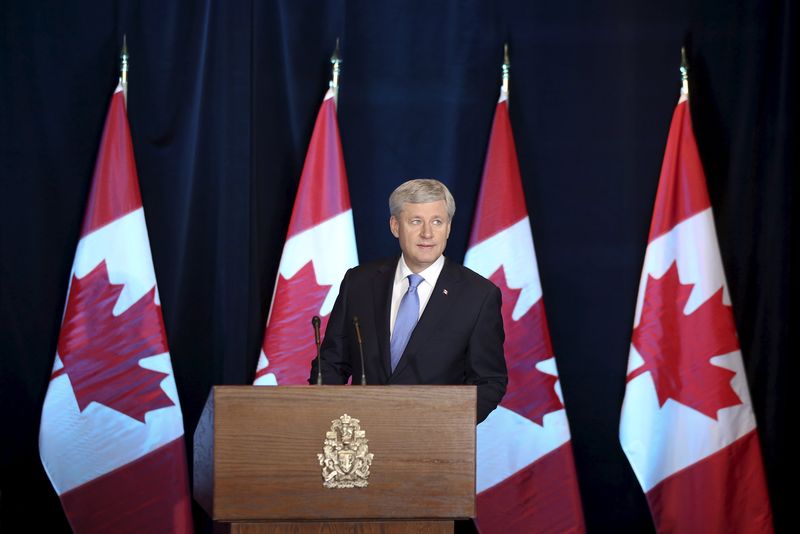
390,200 -> 451,273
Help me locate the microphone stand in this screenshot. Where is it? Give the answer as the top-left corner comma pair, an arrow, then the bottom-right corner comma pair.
312,316 -> 322,385
353,316 -> 367,385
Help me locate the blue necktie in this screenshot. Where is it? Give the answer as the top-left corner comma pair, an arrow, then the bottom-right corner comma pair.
390,274 -> 424,372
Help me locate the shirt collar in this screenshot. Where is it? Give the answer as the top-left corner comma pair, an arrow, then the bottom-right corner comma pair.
395,254 -> 446,287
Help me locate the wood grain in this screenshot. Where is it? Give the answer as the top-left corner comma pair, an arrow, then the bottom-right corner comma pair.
229,520 -> 453,534
194,386 -> 476,521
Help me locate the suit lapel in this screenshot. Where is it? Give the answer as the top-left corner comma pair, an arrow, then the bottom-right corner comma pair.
372,259 -> 395,380
392,258 -> 462,378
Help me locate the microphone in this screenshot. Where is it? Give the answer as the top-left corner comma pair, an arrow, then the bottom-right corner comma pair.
312,315 -> 322,385
352,316 -> 367,385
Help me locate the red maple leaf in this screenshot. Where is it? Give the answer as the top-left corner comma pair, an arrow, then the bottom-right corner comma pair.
258,261 -> 332,384
489,267 -> 563,426
628,262 -> 742,419
56,261 -> 174,422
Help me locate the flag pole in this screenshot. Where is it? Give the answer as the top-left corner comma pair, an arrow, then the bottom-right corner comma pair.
120,35 -> 129,104
502,42 -> 510,100
680,45 -> 689,97
330,38 -> 341,105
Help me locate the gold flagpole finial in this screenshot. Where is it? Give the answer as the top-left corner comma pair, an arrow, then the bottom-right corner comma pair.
502,43 -> 510,97
120,35 -> 129,103
680,46 -> 689,97
330,38 -> 341,104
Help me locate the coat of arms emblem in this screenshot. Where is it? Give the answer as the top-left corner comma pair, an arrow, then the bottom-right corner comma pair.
318,413 -> 374,488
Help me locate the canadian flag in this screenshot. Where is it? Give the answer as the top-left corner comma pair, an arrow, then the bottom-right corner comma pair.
254,87 -> 358,385
39,85 -> 193,533
465,87 -> 585,533
619,89 -> 773,533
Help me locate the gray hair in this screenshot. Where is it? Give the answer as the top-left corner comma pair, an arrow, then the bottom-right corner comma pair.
389,179 -> 456,220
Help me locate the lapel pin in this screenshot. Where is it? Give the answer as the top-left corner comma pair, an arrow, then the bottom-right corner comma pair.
443,289 -> 448,295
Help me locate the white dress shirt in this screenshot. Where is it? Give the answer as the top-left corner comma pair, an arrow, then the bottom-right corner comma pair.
389,254 -> 446,337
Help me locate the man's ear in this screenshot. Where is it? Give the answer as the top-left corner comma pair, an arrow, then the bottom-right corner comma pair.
389,216 -> 399,238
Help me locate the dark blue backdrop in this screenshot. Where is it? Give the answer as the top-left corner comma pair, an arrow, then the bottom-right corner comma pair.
1,1 -> 794,531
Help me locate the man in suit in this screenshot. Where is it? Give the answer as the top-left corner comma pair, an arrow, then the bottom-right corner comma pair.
310,179 -> 507,423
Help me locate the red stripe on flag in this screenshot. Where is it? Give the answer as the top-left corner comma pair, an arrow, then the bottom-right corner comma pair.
647,430 -> 773,534
647,99 -> 711,243
59,437 -> 193,534
469,100 -> 528,245
286,95 -> 351,238
476,442 -> 586,534
81,90 -> 143,237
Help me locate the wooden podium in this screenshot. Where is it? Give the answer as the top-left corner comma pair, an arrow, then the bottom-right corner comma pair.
193,385 -> 476,533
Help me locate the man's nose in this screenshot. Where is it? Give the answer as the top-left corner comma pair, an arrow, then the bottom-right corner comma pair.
420,222 -> 433,238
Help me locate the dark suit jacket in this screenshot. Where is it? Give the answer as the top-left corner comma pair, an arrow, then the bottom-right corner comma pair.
310,256 -> 507,423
